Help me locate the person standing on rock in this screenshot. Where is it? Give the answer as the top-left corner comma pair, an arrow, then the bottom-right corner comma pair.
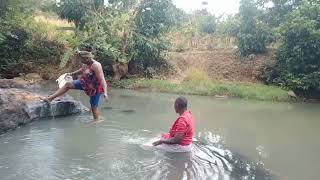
40,50 -> 108,121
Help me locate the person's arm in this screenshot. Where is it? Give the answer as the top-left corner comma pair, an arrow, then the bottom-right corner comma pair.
92,62 -> 108,100
153,118 -> 187,146
68,69 -> 82,76
153,132 -> 185,146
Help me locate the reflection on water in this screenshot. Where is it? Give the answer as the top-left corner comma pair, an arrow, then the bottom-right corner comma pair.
0,88 -> 320,180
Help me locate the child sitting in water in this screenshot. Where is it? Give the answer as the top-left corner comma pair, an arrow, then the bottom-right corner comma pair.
152,97 -> 195,152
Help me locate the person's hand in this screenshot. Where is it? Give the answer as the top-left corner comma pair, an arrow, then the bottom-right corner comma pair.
152,140 -> 163,146
103,93 -> 109,102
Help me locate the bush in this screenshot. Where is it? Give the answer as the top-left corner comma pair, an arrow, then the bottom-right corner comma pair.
237,20 -> 273,56
200,15 -> 217,34
0,23 -> 29,77
261,2 -> 320,92
0,11 -> 66,77
237,0 -> 274,56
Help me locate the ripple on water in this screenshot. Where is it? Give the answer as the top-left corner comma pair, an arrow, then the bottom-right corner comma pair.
0,121 -> 272,180
104,130 -> 272,180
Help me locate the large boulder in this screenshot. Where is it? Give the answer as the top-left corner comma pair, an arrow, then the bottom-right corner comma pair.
0,88 -> 87,135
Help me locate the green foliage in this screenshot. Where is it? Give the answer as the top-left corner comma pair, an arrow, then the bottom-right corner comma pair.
262,1 -> 320,92
108,0 -> 136,10
128,33 -> 170,72
259,0 -> 304,27
57,0 -> 104,30
237,0 -> 274,56
76,7 -> 131,72
135,0 -> 175,38
0,0 -> 66,78
175,10 -> 219,36
0,0 -> 8,16
128,0 -> 176,73
200,15 -> 217,34
111,78 -> 289,101
56,0 -> 178,76
216,15 -> 240,36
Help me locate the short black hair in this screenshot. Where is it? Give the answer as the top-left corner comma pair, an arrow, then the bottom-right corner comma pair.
176,96 -> 188,109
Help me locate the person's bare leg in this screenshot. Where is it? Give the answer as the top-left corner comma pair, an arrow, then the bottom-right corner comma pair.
40,82 -> 75,103
91,107 -> 100,121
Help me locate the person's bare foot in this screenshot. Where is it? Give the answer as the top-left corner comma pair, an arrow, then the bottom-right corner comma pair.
92,119 -> 104,124
39,96 -> 52,103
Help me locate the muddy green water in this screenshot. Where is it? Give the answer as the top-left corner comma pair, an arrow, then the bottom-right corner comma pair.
0,89 -> 319,180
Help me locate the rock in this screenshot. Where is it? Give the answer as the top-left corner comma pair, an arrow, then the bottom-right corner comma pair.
0,88 -> 87,135
214,95 -> 228,99
288,90 -> 297,98
0,77 -> 43,89
0,79 -> 29,88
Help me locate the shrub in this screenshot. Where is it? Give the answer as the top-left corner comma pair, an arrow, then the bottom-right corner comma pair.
261,1 -> 320,93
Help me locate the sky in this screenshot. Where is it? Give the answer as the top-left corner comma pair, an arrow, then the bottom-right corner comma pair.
172,0 -> 240,16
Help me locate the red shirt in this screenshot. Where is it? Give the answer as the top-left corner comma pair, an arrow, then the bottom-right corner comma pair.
80,63 -> 104,96
163,111 -> 195,146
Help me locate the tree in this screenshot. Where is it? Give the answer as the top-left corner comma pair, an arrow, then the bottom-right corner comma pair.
258,0 -> 305,27
262,1 -> 320,93
200,15 -> 217,34
216,15 -> 240,36
237,0 -> 273,56
129,0 -> 177,72
135,0 -> 175,38
0,0 -> 8,16
57,0 -> 104,30
108,0 -> 137,11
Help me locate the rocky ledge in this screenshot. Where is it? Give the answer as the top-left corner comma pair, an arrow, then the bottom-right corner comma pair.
0,77 -> 87,135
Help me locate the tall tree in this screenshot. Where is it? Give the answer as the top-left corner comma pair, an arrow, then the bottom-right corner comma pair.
237,0 -> 273,56
57,0 -> 104,30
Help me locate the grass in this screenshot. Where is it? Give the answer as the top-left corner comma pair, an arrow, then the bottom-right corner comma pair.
110,78 -> 290,102
32,15 -> 75,44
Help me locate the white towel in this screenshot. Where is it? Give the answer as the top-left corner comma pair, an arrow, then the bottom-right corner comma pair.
56,73 -> 73,88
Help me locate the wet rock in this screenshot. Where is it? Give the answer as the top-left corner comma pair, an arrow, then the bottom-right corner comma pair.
0,88 -> 87,134
0,78 -> 29,88
0,77 -> 42,89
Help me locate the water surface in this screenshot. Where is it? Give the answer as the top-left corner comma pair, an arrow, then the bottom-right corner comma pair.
0,89 -> 319,180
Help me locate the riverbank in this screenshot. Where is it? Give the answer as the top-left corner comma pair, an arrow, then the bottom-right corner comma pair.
110,78 -> 289,102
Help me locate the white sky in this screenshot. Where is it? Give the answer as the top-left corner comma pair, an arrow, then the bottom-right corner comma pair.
173,0 -> 240,16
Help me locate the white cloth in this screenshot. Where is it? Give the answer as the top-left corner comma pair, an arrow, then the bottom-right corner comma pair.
155,143 -> 193,152
56,73 -> 73,88
141,141 -> 193,152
